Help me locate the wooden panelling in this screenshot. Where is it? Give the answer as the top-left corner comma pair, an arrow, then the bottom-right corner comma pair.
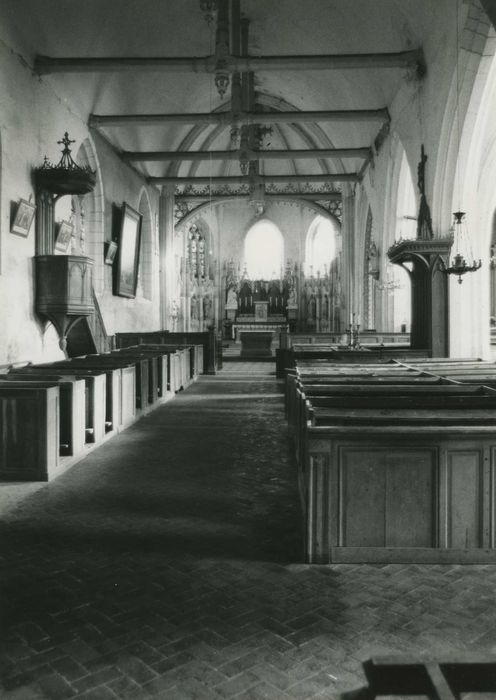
307,453 -> 331,564
446,449 -> 482,548
121,367 -> 136,427
340,450 -> 386,548
385,450 -> 435,547
0,387 -> 59,480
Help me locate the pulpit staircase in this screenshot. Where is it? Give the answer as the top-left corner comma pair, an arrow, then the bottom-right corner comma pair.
66,288 -> 111,357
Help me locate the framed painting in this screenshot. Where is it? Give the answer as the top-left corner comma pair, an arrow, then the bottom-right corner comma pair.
11,198 -> 36,237
55,220 -> 73,252
104,240 -> 118,265
115,202 -> 142,297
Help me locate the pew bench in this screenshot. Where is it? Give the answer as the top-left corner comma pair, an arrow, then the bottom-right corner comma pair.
0,382 -> 60,481
288,359 -> 496,563
3,373 -> 88,458
8,368 -> 106,445
115,330 -> 217,375
47,359 -> 134,431
303,415 -> 496,563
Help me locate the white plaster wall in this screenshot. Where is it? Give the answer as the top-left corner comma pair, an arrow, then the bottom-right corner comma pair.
350,2 -> 494,351
0,37 -> 161,364
0,38 -> 84,364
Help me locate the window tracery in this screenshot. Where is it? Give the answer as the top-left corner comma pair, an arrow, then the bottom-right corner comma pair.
188,224 -> 206,280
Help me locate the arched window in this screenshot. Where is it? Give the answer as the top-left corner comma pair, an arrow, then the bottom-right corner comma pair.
244,219 -> 284,279
305,215 -> 337,275
392,149 -> 415,332
396,150 -> 417,240
137,190 -> 153,300
188,224 -> 206,280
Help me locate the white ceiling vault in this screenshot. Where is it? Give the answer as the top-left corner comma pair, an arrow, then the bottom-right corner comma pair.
1,1 -> 471,192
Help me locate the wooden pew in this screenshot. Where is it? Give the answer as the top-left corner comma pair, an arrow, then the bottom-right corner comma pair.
277,343 -> 431,377
4,373 -> 87,456
0,382 -> 59,481
74,354 -> 148,416
49,357 -> 136,429
1,341 -> 201,482
115,330 -> 216,375
303,408 -> 496,563
112,346 -> 169,400
288,359 -> 496,563
8,367 -> 105,445
113,345 -> 190,394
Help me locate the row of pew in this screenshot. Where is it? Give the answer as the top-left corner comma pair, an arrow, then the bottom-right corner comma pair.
286,355 -> 496,564
0,343 -> 203,482
279,331 -> 411,348
276,343 -> 431,377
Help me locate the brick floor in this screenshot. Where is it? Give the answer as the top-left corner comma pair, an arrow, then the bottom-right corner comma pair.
1,363 -> 496,699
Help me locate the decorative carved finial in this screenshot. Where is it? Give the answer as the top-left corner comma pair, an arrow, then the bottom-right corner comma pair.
416,144 -> 434,241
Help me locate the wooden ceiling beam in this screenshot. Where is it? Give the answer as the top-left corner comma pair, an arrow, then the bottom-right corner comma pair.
149,174 -> 359,185
89,108 -> 389,127
174,192 -> 342,201
122,147 -> 371,162
36,50 -> 423,75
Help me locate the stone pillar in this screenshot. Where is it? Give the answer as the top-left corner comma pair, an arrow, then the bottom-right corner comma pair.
342,191 -> 355,325
159,185 -> 175,329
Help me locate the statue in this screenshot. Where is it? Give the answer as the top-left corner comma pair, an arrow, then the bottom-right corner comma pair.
203,295 -> 212,318
226,287 -> 238,308
287,285 -> 297,306
191,296 -> 198,320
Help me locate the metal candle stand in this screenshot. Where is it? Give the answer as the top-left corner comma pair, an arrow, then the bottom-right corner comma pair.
346,315 -> 361,349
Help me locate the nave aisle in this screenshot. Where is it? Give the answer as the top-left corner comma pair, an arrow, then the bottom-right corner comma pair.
0,364 -> 495,699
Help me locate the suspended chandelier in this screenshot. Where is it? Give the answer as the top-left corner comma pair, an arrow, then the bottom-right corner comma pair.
444,1 -> 481,284
445,211 -> 481,284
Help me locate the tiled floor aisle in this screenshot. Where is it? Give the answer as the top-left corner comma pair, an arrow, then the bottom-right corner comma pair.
1,362 -> 496,699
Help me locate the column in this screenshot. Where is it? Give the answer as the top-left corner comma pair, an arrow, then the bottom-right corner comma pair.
341,190 -> 355,328
159,185 -> 175,330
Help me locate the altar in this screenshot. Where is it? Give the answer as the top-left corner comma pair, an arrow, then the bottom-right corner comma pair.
232,319 -> 289,341
239,330 -> 274,358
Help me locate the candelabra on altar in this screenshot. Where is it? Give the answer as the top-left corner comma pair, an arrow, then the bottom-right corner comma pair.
346,313 -> 362,349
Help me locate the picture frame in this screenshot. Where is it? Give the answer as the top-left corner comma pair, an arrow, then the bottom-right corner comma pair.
104,240 -> 118,265
115,202 -> 142,298
55,220 -> 73,252
11,198 -> 36,237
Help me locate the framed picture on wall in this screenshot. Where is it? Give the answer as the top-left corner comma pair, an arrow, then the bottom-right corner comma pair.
104,240 -> 118,265
115,202 -> 142,297
55,220 -> 73,252
11,198 -> 36,237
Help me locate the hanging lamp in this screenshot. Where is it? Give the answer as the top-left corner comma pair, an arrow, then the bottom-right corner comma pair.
444,1 -> 481,284
445,211 -> 481,283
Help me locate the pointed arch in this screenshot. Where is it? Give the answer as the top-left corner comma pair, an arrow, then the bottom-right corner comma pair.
75,137 -> 105,294
363,208 -> 376,330
137,188 -> 153,300
304,214 -> 339,275
243,219 -> 284,279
